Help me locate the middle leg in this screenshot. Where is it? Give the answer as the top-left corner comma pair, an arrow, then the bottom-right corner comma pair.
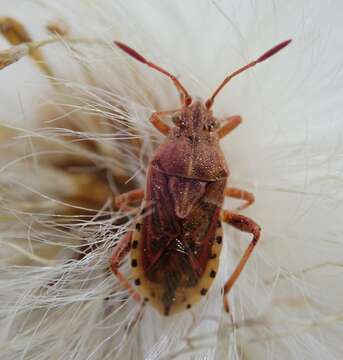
224,187 -> 255,211
115,188 -> 144,214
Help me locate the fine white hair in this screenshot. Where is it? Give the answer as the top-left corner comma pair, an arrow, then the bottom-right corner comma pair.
0,1 -> 342,359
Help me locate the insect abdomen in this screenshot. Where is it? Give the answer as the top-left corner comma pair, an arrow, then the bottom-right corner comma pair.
130,202 -> 223,316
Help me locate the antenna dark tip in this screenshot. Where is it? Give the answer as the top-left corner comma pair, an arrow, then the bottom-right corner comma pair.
114,40 -> 192,106
257,39 -> 292,63
114,41 -> 147,64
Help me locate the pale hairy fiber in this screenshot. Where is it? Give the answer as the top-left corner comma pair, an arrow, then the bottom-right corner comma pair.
0,1 -> 342,360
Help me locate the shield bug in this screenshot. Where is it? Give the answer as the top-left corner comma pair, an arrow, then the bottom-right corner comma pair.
110,39 -> 292,316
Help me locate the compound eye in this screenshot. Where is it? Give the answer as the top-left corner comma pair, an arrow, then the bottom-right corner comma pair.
172,115 -> 186,128
206,121 -> 218,132
171,115 -> 178,124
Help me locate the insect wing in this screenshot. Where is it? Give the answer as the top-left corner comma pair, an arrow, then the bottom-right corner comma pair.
131,164 -> 225,315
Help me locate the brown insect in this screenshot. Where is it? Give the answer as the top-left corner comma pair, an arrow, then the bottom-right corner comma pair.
110,39 -> 292,316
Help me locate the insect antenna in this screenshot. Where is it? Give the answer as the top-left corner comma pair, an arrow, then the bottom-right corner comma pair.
205,39 -> 292,109
114,41 -> 192,106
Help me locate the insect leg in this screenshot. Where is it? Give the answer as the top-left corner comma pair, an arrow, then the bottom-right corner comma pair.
224,187 -> 255,211
110,230 -> 141,302
217,115 -> 242,139
115,188 -> 144,214
150,109 -> 180,136
221,210 -> 261,312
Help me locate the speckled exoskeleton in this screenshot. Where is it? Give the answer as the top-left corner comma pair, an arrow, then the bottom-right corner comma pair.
110,39 -> 291,316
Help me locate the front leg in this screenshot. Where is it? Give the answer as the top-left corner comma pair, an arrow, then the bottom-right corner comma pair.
221,210 -> 261,312
217,115 -> 242,139
150,109 -> 181,136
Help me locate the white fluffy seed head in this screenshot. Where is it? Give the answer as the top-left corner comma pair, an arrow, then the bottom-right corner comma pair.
0,1 -> 343,360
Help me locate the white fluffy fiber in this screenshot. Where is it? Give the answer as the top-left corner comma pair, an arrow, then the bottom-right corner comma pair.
0,1 -> 343,359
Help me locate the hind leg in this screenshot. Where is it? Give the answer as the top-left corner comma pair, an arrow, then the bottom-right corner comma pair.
112,188 -> 145,299
110,231 -> 141,302
221,210 -> 261,312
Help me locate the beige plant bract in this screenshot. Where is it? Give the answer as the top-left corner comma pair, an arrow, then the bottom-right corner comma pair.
0,43 -> 29,70
0,1 -> 343,360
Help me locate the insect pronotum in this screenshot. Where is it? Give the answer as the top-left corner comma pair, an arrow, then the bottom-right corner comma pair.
110,39 -> 292,316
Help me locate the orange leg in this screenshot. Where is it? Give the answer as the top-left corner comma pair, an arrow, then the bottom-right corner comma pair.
217,115 -> 242,139
115,188 -> 144,213
110,231 -> 141,302
150,109 -> 181,136
221,210 -> 261,312
224,187 -> 255,211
